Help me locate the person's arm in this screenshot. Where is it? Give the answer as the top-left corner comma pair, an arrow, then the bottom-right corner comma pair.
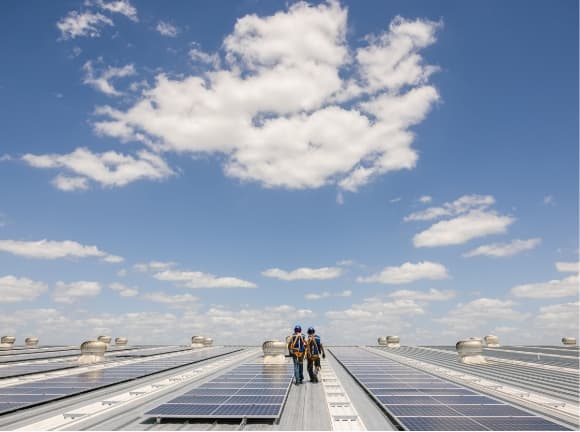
320,341 -> 326,358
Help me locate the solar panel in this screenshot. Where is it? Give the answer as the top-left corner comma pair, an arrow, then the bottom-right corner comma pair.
145,361 -> 293,420
331,347 -> 573,431
475,417 -> 570,431
0,347 -> 241,415
399,416 -> 485,431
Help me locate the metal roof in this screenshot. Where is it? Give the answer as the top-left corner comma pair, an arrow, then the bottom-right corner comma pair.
0,344 -> 577,431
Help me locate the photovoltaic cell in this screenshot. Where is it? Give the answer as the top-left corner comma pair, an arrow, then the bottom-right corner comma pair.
400,417 -> 485,431
475,417 -> 570,430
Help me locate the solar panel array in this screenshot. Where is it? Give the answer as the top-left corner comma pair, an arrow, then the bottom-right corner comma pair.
146,362 -> 293,419
378,346 -> 579,403
331,347 -> 570,431
0,361 -> 80,379
0,347 -> 241,416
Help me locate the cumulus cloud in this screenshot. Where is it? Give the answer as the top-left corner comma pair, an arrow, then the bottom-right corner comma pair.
133,261 -> 176,272
92,3 -> 441,192
109,282 -> 138,297
388,288 -> 455,302
94,0 -> 138,21
156,21 -> 179,37
0,276 -> 48,302
405,194 -> 495,222
357,261 -> 448,284
83,61 -> 136,96
556,262 -> 579,273
22,147 -> 174,190
436,298 -> 529,331
0,239 -> 122,263
535,302 -> 579,330
57,11 -> 113,39
52,175 -> 89,191
413,210 -> 515,248
510,274 -> 579,299
189,43 -> 221,68
53,281 -> 101,303
262,266 -> 342,281
464,238 -> 541,258
154,269 -> 256,289
418,195 -> 432,203
143,291 -> 198,308
304,290 -> 352,300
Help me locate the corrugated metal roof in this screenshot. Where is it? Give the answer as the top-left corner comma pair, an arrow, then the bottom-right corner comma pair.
0,344 -> 577,431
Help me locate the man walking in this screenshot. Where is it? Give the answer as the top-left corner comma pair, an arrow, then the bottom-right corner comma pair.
288,324 -> 308,385
306,326 -> 325,383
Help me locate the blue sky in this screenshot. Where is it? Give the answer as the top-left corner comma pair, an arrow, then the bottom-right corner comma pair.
0,0 -> 577,346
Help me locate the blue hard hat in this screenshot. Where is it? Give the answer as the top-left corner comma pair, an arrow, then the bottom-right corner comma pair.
307,326 -> 315,334
294,324 -> 302,332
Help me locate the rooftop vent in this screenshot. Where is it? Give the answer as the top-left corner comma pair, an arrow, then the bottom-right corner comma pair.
377,336 -> 387,346
456,338 -> 487,364
484,335 -> 500,347
97,335 -> 112,346
202,337 -> 214,347
25,337 -> 39,347
262,340 -> 286,364
115,337 -> 128,346
386,335 -> 400,348
562,337 -> 577,346
0,336 -> 15,349
78,340 -> 107,364
191,336 -> 205,348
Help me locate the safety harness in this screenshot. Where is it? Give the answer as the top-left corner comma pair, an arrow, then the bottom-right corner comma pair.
290,333 -> 307,360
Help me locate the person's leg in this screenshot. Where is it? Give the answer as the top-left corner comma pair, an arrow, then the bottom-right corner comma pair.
307,358 -> 314,381
314,358 -> 321,382
298,359 -> 304,382
292,357 -> 300,384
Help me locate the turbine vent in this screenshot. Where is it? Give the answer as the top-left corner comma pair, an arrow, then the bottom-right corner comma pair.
115,337 -> 128,346
262,340 -> 286,364
562,337 -> 577,346
386,335 -> 400,348
456,338 -> 487,364
191,336 -> 205,348
97,335 -> 112,346
484,335 -> 500,347
78,340 -> 107,364
25,337 -> 39,347
377,336 -> 387,346
0,336 -> 16,349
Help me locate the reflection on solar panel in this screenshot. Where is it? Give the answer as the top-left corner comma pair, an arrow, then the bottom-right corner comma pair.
330,347 -> 570,431
146,362 -> 293,419
0,347 -> 241,416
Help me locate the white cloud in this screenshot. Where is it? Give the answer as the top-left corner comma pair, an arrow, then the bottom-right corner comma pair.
0,239 -> 122,263
0,154 -> 13,162
133,261 -> 175,272
94,0 -> 138,21
510,274 -> 579,299
143,291 -> 198,308
436,298 -> 529,331
336,191 -> 344,205
93,4 -> 441,192
156,21 -> 179,37
388,288 -> 455,302
262,266 -> 342,281
464,238 -> 541,258
57,11 -> 113,39
418,195 -> 432,203
117,268 -> 128,277
336,259 -> 354,266
102,254 -> 124,263
413,210 -> 515,248
52,175 -> 89,191
109,282 -> 138,297
389,197 -> 402,203
357,261 -> 448,284
535,302 -> 579,330
405,194 -> 495,222
304,289 -> 352,300
0,276 -> 48,303
53,281 -> 101,303
154,269 -> 256,289
543,195 -> 555,206
556,261 -> 579,273
83,61 -> 136,96
23,147 -> 174,190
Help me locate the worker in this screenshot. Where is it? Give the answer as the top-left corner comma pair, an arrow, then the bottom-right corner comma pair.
288,324 -> 308,385
306,326 -> 325,382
